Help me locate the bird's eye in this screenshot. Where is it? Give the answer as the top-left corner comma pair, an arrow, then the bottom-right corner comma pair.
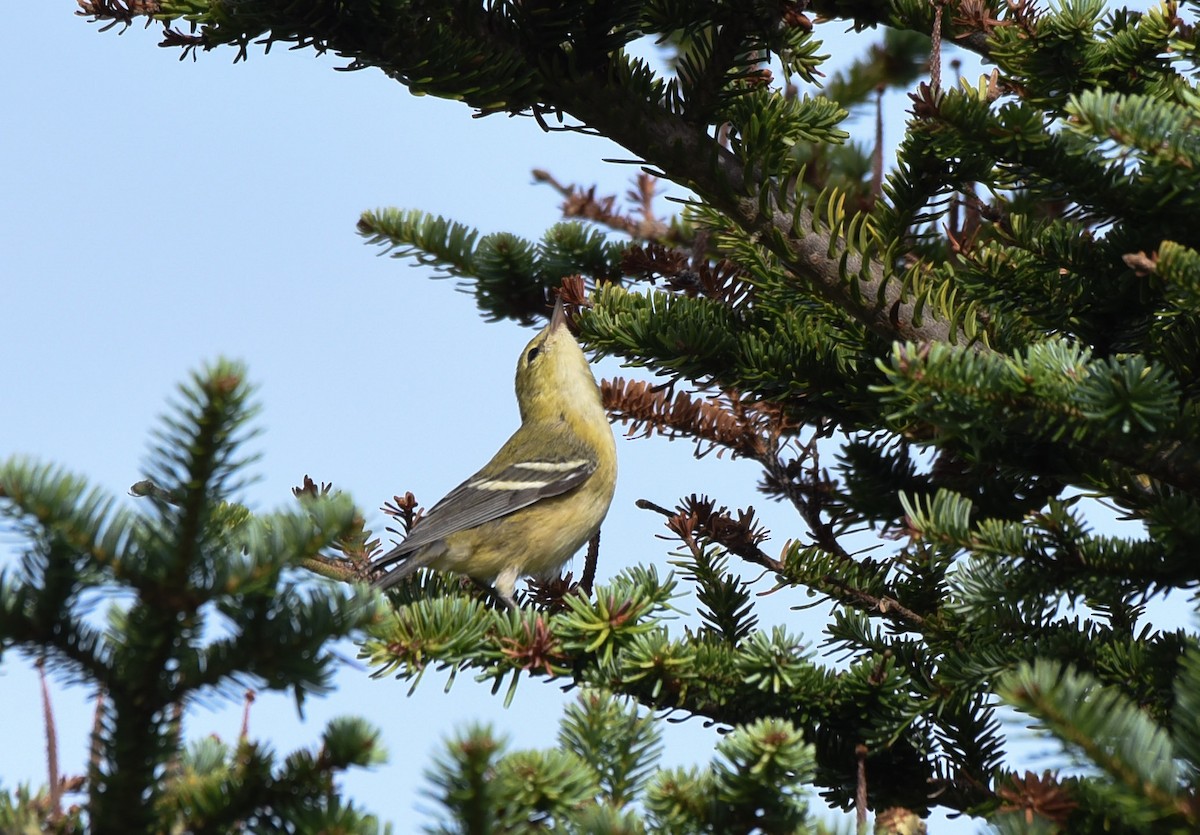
526,345 -> 542,363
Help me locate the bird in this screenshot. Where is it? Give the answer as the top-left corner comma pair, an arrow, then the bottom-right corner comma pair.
370,295 -> 617,608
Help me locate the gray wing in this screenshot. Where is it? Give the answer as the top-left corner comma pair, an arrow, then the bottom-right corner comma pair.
370,455 -> 596,585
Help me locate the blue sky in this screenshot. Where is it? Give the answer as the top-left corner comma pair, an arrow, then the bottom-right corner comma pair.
0,3 -> 1137,832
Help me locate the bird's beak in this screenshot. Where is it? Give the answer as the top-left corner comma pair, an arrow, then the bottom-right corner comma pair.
550,294 -> 568,332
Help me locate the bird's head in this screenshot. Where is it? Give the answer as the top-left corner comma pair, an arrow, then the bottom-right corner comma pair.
514,295 -> 602,424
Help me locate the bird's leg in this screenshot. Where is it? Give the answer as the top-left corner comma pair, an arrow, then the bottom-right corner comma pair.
491,565 -> 520,610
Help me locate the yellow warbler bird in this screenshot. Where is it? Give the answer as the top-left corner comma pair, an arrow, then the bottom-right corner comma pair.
370,296 -> 617,608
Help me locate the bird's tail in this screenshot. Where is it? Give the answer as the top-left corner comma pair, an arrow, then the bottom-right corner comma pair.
370,545 -> 428,591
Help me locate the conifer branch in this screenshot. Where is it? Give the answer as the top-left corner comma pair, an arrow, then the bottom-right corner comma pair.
815,573 -> 927,628
76,0 -> 161,31
638,496 -> 927,627
636,497 -> 782,574
553,80 -> 972,347
532,169 -> 670,240
621,244 -> 756,308
602,378 -> 781,461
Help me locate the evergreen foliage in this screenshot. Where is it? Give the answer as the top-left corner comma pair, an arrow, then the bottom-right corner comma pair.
0,362 -> 386,832
423,692 -> 818,834
18,0 -> 1200,829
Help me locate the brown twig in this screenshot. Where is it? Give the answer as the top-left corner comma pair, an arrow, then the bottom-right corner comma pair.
856,743 -> 869,831
871,85 -> 885,200
164,700 -> 184,782
581,530 -> 601,596
38,658 -> 62,819
240,690 -> 256,740
930,0 -> 945,91
814,571 -> 928,627
760,432 -> 855,564
89,690 -> 106,774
